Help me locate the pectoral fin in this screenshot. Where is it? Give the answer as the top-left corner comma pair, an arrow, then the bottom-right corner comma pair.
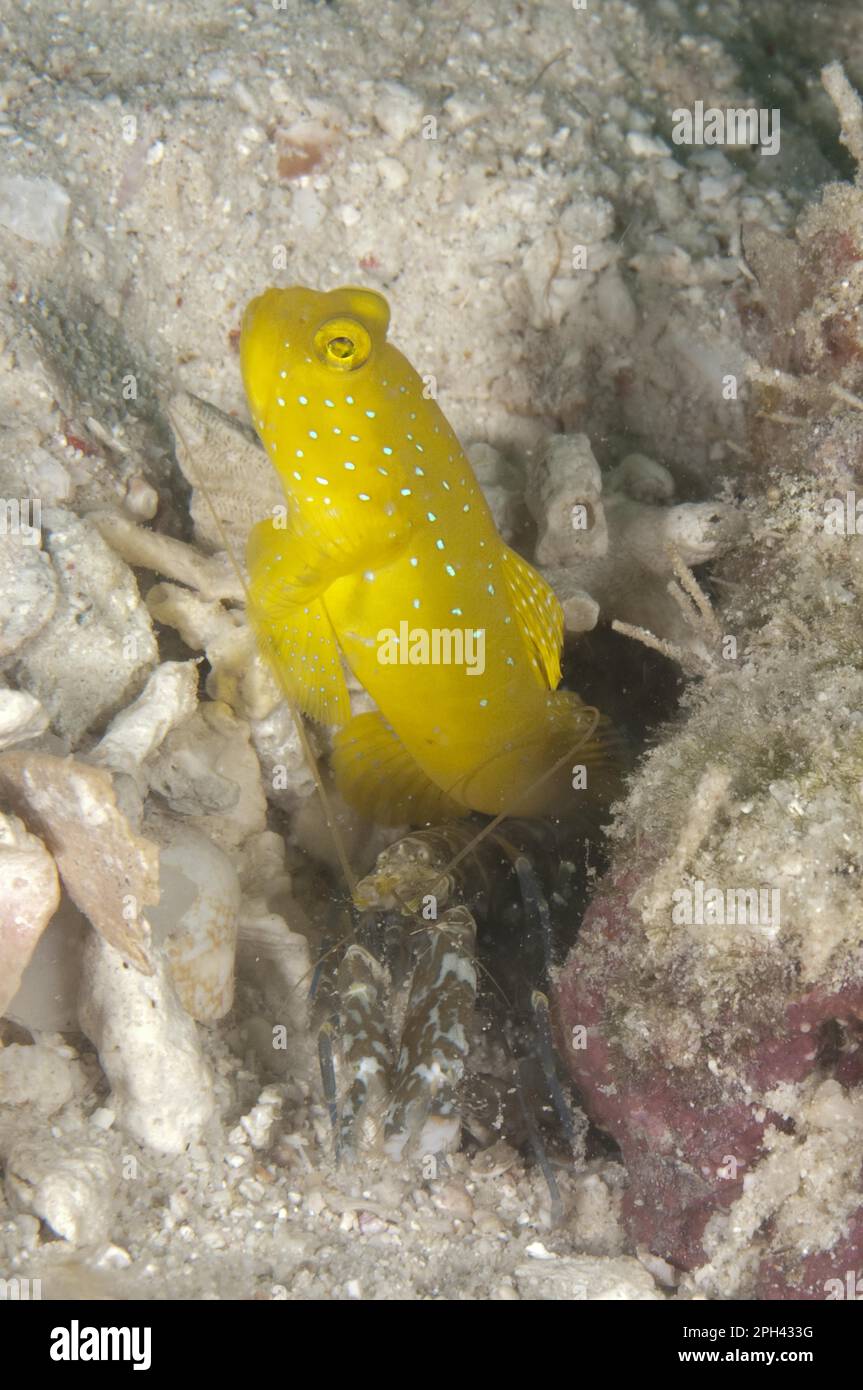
332,711 -> 465,825
246,518 -> 350,724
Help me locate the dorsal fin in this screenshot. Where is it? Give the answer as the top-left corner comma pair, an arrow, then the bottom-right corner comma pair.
500,544 -> 564,690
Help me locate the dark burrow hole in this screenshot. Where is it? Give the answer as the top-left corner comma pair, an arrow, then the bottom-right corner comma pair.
303,623 -> 689,1177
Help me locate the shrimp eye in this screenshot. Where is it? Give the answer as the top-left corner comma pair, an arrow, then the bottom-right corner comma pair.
314,316 -> 372,371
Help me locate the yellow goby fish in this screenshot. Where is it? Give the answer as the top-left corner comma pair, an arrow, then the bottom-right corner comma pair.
240,285 -> 617,825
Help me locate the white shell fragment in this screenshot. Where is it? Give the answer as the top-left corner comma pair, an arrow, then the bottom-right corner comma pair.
0,812 -> 60,1015
3,895 -> 89,1033
146,582 -> 281,720
0,751 -> 159,973
372,81 -> 425,143
90,660 -> 199,784
147,822 -> 240,1023
228,1084 -> 283,1151
145,701 -> 267,855
90,509 -> 243,603
77,931 -> 215,1155
0,688 -> 49,749
123,475 -> 159,520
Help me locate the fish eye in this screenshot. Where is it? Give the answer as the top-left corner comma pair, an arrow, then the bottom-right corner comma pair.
314,316 -> 372,371
328,336 -> 354,359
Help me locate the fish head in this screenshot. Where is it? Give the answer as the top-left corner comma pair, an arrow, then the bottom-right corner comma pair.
241,285 -> 395,484
242,286 -> 391,398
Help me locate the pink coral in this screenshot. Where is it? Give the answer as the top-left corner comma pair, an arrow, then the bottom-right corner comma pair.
553,853 -> 863,1296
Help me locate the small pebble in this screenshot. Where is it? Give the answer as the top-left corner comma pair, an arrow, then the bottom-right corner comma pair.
0,174 -> 70,246
473,1210 -> 504,1236
373,82 -> 424,142
124,476 -> 159,520
377,156 -> 408,190
432,1181 -> 474,1223
525,1240 -> 556,1260
93,1244 -> 132,1270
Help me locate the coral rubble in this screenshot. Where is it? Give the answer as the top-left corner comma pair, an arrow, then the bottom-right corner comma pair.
554,64 -> 863,1299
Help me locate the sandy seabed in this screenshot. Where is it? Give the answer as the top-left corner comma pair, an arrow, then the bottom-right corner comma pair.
1,0 -> 862,1302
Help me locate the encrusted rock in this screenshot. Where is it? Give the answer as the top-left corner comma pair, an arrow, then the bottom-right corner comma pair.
145,701 -> 267,856
12,509 -> 157,742
4,1139 -> 115,1245
0,532 -> 58,659
0,1041 -> 78,1113
527,433 -> 608,567
147,820 -> 240,1022
529,435 -> 746,648
514,1254 -> 663,1301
